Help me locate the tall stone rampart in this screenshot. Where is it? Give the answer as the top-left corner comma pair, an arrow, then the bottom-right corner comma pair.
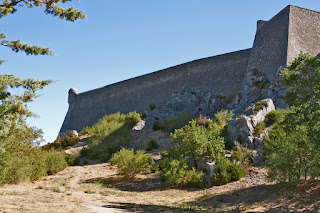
245,6 -> 290,84
59,5 -> 320,137
60,49 -> 251,133
287,6 -> 320,63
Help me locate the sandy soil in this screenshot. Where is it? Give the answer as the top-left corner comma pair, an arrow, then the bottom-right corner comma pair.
0,163 -> 319,213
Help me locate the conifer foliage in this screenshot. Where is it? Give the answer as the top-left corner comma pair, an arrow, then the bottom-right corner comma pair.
0,0 -> 85,184
0,0 -> 86,63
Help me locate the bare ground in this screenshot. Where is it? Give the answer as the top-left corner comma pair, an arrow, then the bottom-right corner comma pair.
0,163 -> 319,213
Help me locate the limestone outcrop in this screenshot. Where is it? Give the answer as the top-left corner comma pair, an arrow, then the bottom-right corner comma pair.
228,98 -> 275,165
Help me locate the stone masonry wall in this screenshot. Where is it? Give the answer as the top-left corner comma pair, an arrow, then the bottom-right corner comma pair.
287,6 -> 320,63
59,5 -> 320,136
245,6 -> 290,84
60,49 -> 251,133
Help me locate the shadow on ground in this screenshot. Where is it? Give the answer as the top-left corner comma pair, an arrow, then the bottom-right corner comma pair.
85,173 -> 320,212
100,202 -> 205,212
83,173 -> 168,192
191,180 -> 320,212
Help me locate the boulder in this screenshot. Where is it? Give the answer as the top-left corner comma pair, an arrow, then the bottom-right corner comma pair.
132,120 -> 145,131
57,130 -> 78,139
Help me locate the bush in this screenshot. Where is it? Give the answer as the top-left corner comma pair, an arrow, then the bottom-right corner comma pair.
232,142 -> 253,168
64,154 -> 76,166
206,109 -> 234,136
159,146 -> 205,188
256,100 -> 268,107
80,112 -> 141,161
99,152 -> 111,163
45,151 -> 68,175
158,110 -> 237,188
152,121 -> 163,131
149,104 -> 156,110
172,119 -> 225,161
0,145 -> 70,185
211,157 -> 246,186
253,105 -> 262,111
141,112 -> 147,119
43,132 -> 79,150
110,148 -> 154,177
153,111 -> 194,132
0,147 -> 48,184
145,139 -> 159,151
160,156 -> 205,188
255,121 -> 266,135
266,108 -> 287,125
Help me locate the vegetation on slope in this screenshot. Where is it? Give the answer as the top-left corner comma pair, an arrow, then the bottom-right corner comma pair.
80,112 -> 141,162
159,109 -> 245,188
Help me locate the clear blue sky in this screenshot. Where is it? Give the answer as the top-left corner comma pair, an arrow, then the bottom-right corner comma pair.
1,0 -> 319,144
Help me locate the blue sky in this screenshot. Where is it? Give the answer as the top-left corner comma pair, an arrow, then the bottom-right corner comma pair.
1,0 -> 319,144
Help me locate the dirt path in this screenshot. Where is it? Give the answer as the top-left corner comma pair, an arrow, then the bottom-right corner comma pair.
0,163 -> 319,213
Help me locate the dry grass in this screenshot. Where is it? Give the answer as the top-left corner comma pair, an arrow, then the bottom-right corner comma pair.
196,114 -> 207,126
0,162 -> 319,212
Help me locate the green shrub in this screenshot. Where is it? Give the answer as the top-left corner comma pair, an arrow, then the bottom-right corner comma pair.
149,104 -> 156,110
266,108 -> 287,125
152,121 -> 163,131
158,110 -> 236,188
74,157 -> 81,166
99,152 -> 111,163
64,154 -> 76,166
145,139 -> 159,151
232,143 -> 253,168
206,109 -> 234,136
255,121 -> 266,135
83,159 -> 89,165
45,151 -> 68,175
80,112 -> 141,161
152,111 -> 194,132
160,157 -> 205,188
254,100 -> 268,112
0,147 -> 48,184
0,146 -> 70,185
110,148 -> 154,177
172,120 -> 225,161
159,146 -> 205,188
253,105 -> 262,111
211,157 -> 246,186
141,112 -> 147,119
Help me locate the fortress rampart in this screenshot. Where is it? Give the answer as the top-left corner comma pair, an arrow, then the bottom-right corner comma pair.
59,5 -> 320,136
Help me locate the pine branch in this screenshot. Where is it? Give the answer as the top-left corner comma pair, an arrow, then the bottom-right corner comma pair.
0,0 -> 86,21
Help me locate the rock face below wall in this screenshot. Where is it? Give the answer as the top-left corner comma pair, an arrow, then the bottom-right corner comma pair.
144,87 -> 240,129
228,98 -> 275,165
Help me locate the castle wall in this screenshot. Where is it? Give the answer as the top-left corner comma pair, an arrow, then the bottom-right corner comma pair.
60,49 -> 251,133
59,5 -> 320,136
287,6 -> 320,63
245,6 -> 290,84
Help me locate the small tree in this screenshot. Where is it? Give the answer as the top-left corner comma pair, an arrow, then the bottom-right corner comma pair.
171,120 -> 225,168
281,52 -> 320,107
0,1 -> 86,184
265,53 -> 320,183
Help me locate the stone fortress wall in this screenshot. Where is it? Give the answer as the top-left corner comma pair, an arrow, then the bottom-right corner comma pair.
59,5 -> 320,136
